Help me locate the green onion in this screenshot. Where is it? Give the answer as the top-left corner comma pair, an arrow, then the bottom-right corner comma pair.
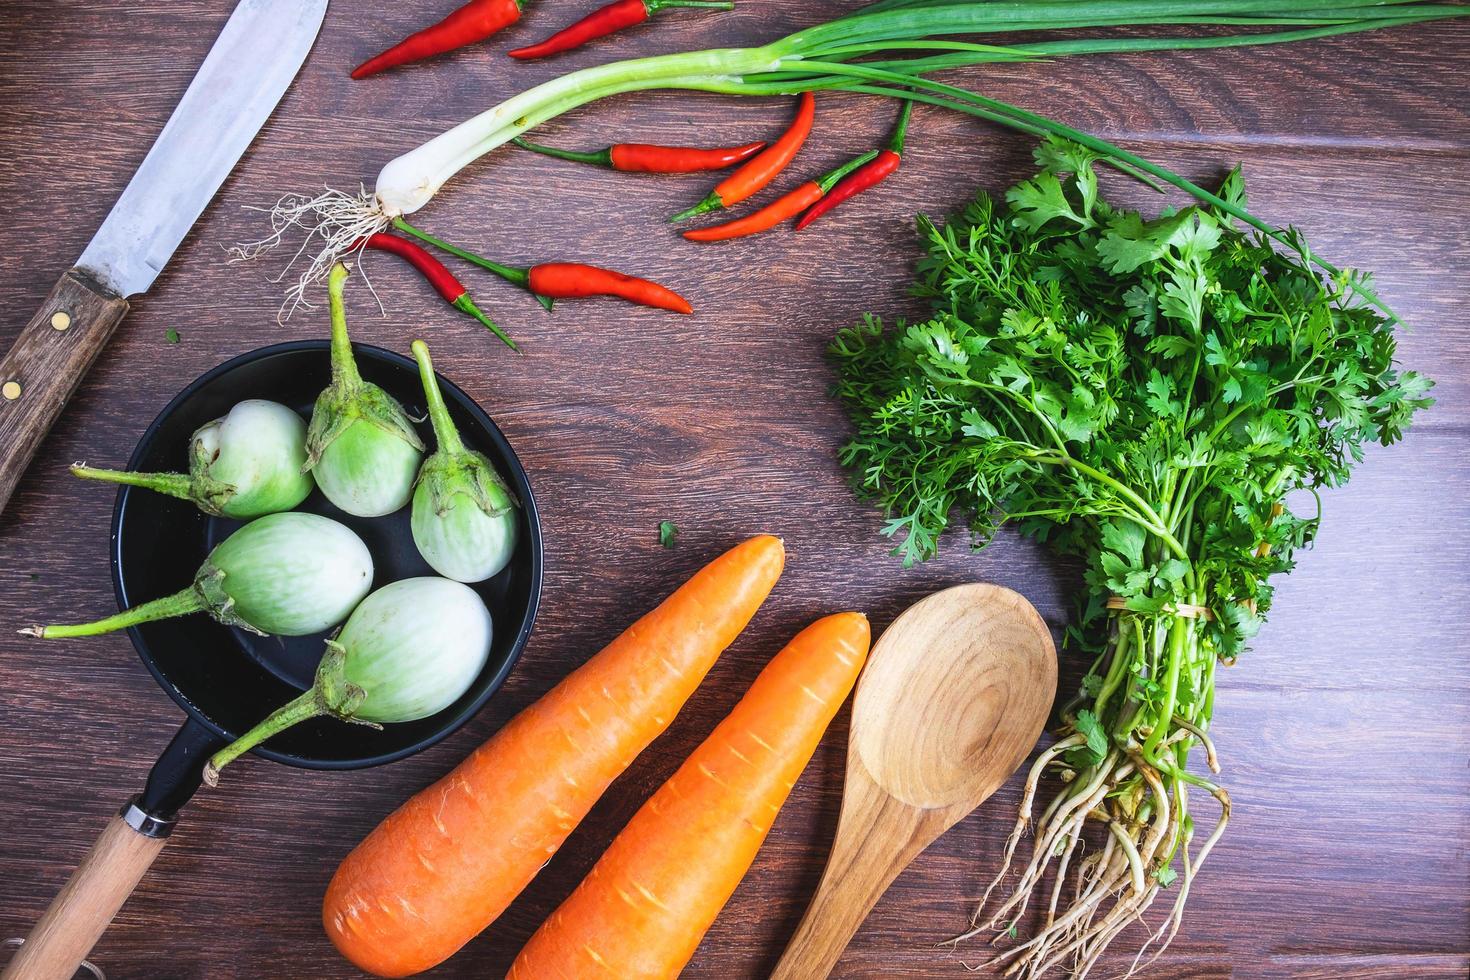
70,399 -> 314,519
307,263 -> 425,517
261,1 -> 1466,315
203,577 -> 493,783
409,340 -> 519,584
24,512 -> 373,639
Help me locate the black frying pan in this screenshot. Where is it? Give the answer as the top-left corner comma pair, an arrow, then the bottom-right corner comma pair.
5,341 -> 542,980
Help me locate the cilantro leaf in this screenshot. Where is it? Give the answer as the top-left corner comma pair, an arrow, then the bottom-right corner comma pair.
831,140 -> 1430,851
1073,710 -> 1109,765
1007,172 -> 1093,232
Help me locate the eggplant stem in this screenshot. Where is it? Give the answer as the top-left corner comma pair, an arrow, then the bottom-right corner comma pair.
410,340 -> 466,456
70,464 -> 194,502
25,587 -> 206,639
204,689 -> 327,785
327,263 -> 362,387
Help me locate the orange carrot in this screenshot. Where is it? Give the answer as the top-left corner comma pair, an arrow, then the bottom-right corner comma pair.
508,611 -> 871,979
322,535 -> 786,978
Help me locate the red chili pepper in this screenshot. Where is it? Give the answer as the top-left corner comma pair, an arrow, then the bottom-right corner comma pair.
528,264 -> 693,313
352,0 -> 523,79
511,136 -> 766,173
670,92 -> 816,222
681,150 -> 877,243
796,99 -> 913,231
391,219 -> 693,314
509,0 -> 732,60
357,233 -> 518,351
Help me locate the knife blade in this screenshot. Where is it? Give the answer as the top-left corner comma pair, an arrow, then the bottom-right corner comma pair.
81,0 -> 328,297
0,0 -> 327,517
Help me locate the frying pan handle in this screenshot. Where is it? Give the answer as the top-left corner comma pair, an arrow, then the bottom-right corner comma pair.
0,802 -> 171,980
2,719 -> 223,980
140,716 -> 226,817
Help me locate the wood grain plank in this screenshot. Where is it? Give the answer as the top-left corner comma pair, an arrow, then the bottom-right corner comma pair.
0,2 -> 1467,978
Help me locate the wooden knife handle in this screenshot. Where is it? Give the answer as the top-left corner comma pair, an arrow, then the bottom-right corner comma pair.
0,270 -> 129,516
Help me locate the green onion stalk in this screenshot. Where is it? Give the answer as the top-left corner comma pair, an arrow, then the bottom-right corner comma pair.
240,0 -> 1468,315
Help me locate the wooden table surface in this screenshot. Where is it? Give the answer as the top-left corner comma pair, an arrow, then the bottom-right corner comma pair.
2,3 -> 1467,978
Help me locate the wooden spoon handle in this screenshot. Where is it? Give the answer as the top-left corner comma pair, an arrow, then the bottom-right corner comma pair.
3,806 -> 167,980
0,270 -> 129,517
771,774 -> 934,980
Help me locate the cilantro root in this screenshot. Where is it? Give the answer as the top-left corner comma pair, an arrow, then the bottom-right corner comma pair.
836,138 -> 1431,977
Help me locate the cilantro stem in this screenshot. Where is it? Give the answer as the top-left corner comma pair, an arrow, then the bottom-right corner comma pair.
834,120 -> 1431,974
1141,615 -> 1188,761
1091,621 -> 1135,722
1034,453 -> 1188,561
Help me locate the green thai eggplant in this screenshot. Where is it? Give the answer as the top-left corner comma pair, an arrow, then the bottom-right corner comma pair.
409,340 -> 519,583
307,263 -> 424,517
70,399 -> 313,519
25,512 -> 373,639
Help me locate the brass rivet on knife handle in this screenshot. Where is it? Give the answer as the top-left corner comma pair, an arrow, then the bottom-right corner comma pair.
50,312 -> 71,331
0,270 -> 129,517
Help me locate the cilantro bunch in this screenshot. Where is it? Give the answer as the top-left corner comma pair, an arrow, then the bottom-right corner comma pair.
832,138 -> 1430,976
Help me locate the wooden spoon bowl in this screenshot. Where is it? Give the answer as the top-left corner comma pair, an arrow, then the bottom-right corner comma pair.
771,583 -> 1056,979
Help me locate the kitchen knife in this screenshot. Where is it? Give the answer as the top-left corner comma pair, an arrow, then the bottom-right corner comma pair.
0,0 -> 328,518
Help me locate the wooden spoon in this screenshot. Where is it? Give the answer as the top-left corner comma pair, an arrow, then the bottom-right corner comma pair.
770,583 -> 1056,979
